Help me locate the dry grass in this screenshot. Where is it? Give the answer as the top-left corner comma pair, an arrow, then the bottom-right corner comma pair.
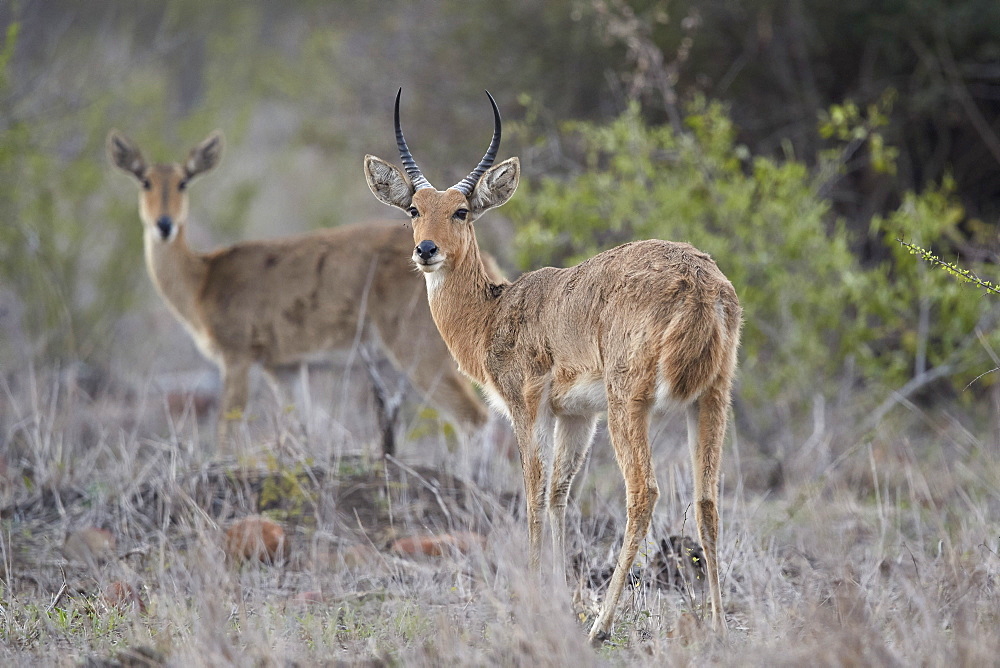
1,363 -> 999,667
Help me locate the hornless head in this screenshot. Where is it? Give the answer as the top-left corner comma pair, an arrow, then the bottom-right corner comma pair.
363,89 -> 520,276
107,129 -> 224,243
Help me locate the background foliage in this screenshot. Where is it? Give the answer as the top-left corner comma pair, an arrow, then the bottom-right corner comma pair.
510,99 -> 999,438
1,0 -> 998,435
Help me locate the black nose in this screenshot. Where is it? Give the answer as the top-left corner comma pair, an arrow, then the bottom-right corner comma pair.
416,240 -> 439,261
156,216 -> 173,239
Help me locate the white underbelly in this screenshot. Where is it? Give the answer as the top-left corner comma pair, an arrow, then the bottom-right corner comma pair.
555,376 -> 607,414
554,372 -> 688,415
478,368 -> 689,426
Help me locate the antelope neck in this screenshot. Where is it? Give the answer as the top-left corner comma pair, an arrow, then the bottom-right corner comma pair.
425,245 -> 506,384
143,227 -> 209,333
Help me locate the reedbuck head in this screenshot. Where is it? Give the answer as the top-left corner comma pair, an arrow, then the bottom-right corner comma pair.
364,89 -> 520,279
107,130 -> 224,243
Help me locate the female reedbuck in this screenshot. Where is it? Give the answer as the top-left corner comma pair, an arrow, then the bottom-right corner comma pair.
364,91 -> 742,643
108,129 -> 488,447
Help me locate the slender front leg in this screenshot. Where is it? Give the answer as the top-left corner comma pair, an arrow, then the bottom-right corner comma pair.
548,414 -> 598,584
217,360 -> 250,449
510,407 -> 546,570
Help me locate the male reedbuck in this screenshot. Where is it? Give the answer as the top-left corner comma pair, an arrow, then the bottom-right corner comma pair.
108,129 -> 488,447
364,90 -> 742,643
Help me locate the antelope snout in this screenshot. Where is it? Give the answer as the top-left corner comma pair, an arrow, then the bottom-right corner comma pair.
156,216 -> 173,240
415,240 -> 439,262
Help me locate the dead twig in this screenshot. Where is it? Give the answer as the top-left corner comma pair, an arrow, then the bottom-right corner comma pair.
384,454 -> 454,529
44,581 -> 68,615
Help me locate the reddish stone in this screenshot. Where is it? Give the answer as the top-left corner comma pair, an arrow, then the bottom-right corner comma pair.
102,581 -> 147,613
288,590 -> 326,606
225,516 -> 290,565
389,531 -> 485,557
165,391 -> 217,419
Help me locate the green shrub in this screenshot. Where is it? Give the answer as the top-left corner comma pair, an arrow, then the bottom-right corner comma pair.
866,179 -> 1000,390
506,99 -> 998,430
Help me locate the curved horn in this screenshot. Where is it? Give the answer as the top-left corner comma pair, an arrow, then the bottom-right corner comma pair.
450,90 -> 501,196
394,88 -> 433,191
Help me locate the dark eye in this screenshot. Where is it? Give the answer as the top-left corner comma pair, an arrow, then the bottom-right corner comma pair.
178,179 -> 188,191
454,208 -> 469,221
408,207 -> 419,218
141,179 -> 152,191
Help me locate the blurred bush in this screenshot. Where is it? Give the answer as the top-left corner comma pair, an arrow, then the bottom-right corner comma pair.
0,23 -> 142,364
0,1 -> 996,441
506,99 -> 1000,436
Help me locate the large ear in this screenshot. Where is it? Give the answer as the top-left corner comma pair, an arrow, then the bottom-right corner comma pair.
184,130 -> 224,180
469,157 -> 519,219
364,155 -> 414,210
107,129 -> 147,182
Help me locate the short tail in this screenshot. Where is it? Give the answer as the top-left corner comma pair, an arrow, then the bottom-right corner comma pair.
661,289 -> 741,402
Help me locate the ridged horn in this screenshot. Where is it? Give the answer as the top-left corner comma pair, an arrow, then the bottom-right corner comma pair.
394,88 -> 433,191
450,90 -> 501,196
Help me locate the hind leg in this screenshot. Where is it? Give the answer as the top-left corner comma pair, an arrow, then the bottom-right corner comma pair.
548,414 -> 598,584
588,383 -> 658,645
687,385 -> 728,632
